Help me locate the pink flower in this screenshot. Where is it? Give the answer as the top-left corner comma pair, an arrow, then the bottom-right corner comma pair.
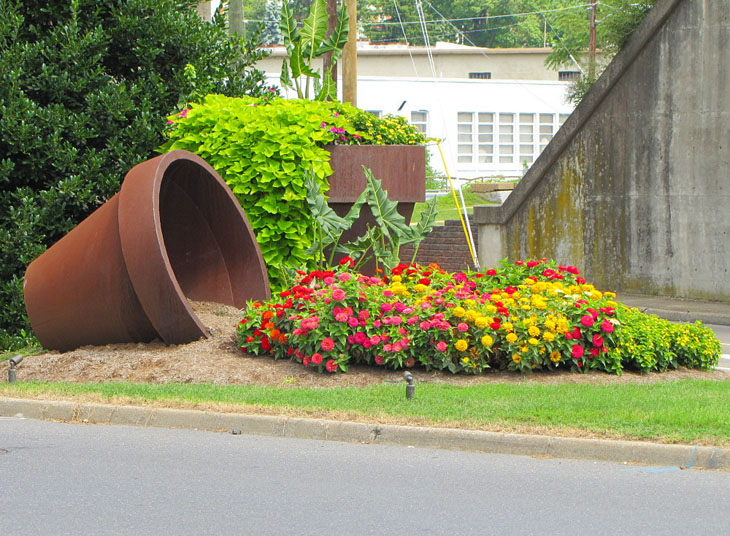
390,315 -> 403,325
325,359 -> 338,372
332,288 -> 346,301
592,334 -> 604,347
358,310 -> 370,321
457,322 -> 469,332
375,355 -> 385,365
601,319 -> 614,333
419,321 -> 431,330
338,272 -> 352,282
436,341 -> 448,352
381,303 -> 393,312
335,312 -> 349,322
303,356 -> 311,367
354,332 -> 367,344
311,353 -> 323,365
580,315 -> 594,328
347,317 -> 360,328
383,344 -> 392,352
373,320 -> 382,328
370,335 -> 382,345
323,276 -> 335,285
392,343 -> 402,352
571,344 -> 585,358
321,337 -> 335,351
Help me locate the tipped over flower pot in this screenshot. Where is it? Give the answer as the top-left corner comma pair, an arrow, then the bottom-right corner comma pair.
24,150 -> 270,351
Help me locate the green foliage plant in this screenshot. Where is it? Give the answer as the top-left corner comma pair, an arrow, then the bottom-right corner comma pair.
0,0 -> 273,349
162,94 -> 427,289
305,167 -> 438,272
280,0 -> 349,100
161,94 -> 363,286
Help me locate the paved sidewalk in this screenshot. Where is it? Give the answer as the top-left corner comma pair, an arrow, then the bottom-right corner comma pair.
1,397 -> 729,471
619,293 -> 730,326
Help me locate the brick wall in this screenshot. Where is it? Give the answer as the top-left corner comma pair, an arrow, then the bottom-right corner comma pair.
400,219 -> 479,272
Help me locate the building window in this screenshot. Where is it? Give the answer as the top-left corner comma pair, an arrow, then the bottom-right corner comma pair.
410,110 -> 428,135
366,110 -> 382,118
558,71 -> 581,81
468,72 -> 491,80
456,112 -> 566,170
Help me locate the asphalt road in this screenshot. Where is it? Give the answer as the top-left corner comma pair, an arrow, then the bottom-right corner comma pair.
708,324 -> 730,371
1,417 -> 728,536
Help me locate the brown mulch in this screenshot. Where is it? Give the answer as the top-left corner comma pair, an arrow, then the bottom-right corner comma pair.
3,301 -> 728,388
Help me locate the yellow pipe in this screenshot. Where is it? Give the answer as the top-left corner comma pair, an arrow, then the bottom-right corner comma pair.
435,140 -> 478,267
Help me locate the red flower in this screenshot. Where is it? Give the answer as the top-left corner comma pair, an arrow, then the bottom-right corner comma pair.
418,278 -> 431,285
592,334 -> 604,347
485,269 -> 497,276
580,315 -> 595,328
571,344 -> 584,358
339,256 -> 355,267
321,337 -> 335,351
504,286 -> 517,295
601,319 -> 614,333
526,260 -> 539,268
311,353 -> 323,365
325,359 -> 338,372
589,347 -> 600,358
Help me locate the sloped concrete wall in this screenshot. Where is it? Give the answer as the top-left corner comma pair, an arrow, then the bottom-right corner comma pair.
475,0 -> 730,301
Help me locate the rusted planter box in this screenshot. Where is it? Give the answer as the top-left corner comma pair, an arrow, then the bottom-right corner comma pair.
326,144 -> 426,272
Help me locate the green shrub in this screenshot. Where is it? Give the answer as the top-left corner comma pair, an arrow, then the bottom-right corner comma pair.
0,0 -> 273,349
161,94 -> 426,288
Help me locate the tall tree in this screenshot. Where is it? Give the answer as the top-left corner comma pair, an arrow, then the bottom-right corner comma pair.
0,0 -> 273,346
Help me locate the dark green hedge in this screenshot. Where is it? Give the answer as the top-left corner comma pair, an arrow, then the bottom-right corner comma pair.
0,0 -> 272,349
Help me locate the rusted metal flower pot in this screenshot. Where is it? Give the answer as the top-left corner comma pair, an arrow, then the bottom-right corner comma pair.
326,144 -> 426,272
24,150 -> 270,351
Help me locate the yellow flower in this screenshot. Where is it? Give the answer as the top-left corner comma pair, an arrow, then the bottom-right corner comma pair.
462,357 -> 470,364
455,339 -> 468,352
453,306 -> 466,318
486,304 -> 497,313
414,284 -> 428,293
474,316 -> 490,329
550,350 -> 562,362
391,275 -> 402,283
464,299 -> 476,308
520,345 -> 529,353
528,337 -> 539,346
481,334 -> 494,347
464,309 -> 478,322
512,353 -> 522,363
543,331 -> 555,342
528,325 -> 541,337
502,322 -> 514,332
505,332 -> 518,343
521,304 -> 532,311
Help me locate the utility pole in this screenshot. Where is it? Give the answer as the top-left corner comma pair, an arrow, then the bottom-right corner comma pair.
229,0 -> 245,37
588,0 -> 597,79
342,0 -> 357,105
322,0 -> 339,99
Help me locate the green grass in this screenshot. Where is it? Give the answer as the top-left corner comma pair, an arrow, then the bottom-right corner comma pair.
2,379 -> 729,445
412,187 -> 495,225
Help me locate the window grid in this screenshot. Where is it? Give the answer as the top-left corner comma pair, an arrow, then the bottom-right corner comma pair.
455,112 -> 565,169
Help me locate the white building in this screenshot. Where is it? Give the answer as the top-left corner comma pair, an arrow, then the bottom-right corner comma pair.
261,43 -> 576,180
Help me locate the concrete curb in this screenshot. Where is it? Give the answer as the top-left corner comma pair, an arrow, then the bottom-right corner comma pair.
2,396 -> 728,471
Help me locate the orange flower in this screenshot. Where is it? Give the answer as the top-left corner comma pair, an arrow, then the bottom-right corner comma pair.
270,329 -> 281,340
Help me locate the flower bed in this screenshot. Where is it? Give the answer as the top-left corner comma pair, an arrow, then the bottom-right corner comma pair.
237,259 -> 720,375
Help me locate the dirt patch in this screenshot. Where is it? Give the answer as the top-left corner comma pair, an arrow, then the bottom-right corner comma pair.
4,301 -> 728,388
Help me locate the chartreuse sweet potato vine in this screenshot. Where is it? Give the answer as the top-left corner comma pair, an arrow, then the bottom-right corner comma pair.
238,259 -> 721,375
160,94 -> 426,289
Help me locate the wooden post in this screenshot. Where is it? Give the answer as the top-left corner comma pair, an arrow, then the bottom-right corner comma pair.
322,0 -> 339,99
588,1 -> 597,79
342,0 -> 357,105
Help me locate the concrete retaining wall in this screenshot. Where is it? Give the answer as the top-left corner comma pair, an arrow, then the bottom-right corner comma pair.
474,0 -> 730,301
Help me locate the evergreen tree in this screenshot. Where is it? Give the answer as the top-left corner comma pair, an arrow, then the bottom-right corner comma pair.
0,0 -> 273,348
262,0 -> 283,44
